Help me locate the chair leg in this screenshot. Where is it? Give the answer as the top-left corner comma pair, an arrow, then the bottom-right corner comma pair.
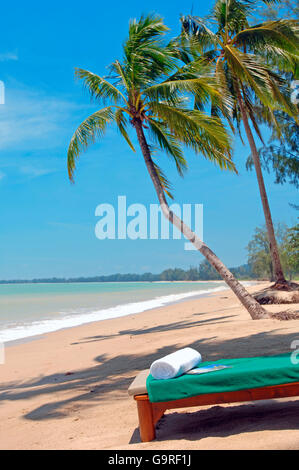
136,398 -> 155,442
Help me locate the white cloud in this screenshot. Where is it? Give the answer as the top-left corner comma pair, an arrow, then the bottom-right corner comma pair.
19,166 -> 55,178
0,51 -> 18,62
0,83 -> 116,181
0,153 -> 62,182
0,85 -> 93,151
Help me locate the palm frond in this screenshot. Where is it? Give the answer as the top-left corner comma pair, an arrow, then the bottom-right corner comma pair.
69,14 -> 236,191
224,45 -> 281,106
233,20 -> 299,56
181,14 -> 222,50
115,108 -> 136,152
109,60 -> 131,92
123,14 -> 176,89
148,101 -> 235,171
75,68 -> 127,105
144,77 -> 218,107
214,0 -> 250,34
148,118 -> 186,175
144,58 -> 224,110
213,58 -> 235,129
67,107 -> 115,181
241,84 -> 265,143
152,160 -> 174,199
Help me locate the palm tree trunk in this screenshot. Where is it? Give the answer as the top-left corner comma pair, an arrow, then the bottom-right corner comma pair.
133,118 -> 268,320
237,92 -> 287,287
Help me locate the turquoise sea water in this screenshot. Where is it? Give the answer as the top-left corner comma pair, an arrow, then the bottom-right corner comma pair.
0,281 -> 235,343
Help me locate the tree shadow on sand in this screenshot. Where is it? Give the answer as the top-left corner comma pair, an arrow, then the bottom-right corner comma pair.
129,398 -> 299,444
1,327 -> 299,442
70,314 -> 237,345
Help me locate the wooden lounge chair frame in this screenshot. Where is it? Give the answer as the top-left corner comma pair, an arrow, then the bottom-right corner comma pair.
129,371 -> 299,442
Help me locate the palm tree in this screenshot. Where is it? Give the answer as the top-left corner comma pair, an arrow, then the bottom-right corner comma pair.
67,14 -> 268,319
181,0 -> 299,289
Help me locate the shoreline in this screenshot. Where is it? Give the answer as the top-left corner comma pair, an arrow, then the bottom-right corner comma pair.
0,279 -> 259,285
3,290 -> 220,347
0,280 -> 258,345
1,281 -> 299,450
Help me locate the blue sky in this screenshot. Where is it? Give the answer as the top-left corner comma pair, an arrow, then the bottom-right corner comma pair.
0,0 -> 297,280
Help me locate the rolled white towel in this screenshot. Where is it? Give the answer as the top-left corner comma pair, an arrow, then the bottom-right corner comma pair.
150,347 -> 202,380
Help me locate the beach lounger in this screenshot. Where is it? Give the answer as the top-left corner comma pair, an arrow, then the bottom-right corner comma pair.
128,353 -> 299,442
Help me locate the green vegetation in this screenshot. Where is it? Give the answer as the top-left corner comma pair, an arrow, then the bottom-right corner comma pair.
0,262 -> 254,284
247,223 -> 299,281
254,0 -> 299,22
181,0 -> 299,286
247,2 -> 299,190
285,223 -> 299,273
246,111 -> 299,189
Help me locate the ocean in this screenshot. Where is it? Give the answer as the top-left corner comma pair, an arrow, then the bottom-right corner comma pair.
0,281 -> 241,343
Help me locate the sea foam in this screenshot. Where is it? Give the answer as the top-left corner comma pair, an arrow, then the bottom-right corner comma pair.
0,283 -> 253,343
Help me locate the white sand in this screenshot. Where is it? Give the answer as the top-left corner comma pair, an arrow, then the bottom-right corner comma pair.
0,281 -> 299,450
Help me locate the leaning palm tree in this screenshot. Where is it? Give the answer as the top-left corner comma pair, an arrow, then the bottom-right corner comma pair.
67,14 -> 268,319
181,0 -> 299,289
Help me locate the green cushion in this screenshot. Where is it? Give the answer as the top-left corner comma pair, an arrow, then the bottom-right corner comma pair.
146,352 -> 299,403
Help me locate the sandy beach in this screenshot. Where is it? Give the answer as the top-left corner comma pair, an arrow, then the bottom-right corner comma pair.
1,281 -> 299,450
